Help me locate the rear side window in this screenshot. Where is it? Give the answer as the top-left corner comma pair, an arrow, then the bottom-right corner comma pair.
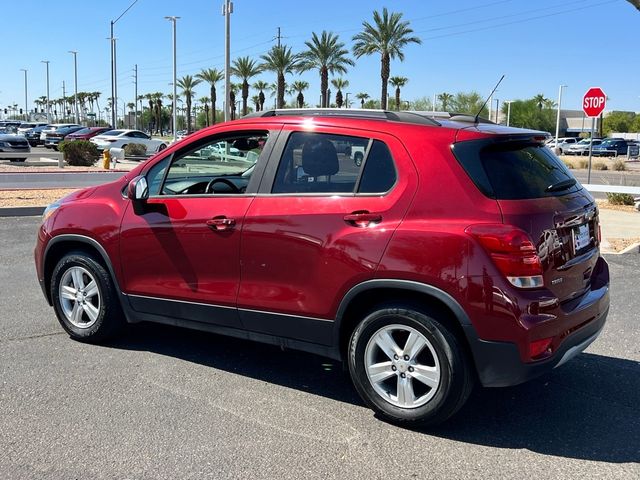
453,140 -> 580,200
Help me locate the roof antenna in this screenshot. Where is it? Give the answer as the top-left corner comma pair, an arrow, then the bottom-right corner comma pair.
474,74 -> 505,124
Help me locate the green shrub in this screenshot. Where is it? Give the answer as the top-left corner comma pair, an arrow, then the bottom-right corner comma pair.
124,143 -> 147,156
606,192 -> 634,205
612,159 -> 627,171
59,140 -> 100,166
594,161 -> 608,171
578,159 -> 588,169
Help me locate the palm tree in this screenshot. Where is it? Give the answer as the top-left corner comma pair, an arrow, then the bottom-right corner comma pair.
151,93 -> 163,134
195,68 -> 224,125
177,75 -> 202,133
260,45 -> 299,109
251,95 -> 260,112
352,8 -> 421,109
533,94 -> 549,111
127,102 -> 135,128
437,92 -> 454,111
198,96 -> 211,126
231,56 -> 262,117
298,31 -> 354,108
330,78 -> 349,108
356,92 -> 369,108
253,80 -> 269,111
389,76 -> 407,111
291,80 -> 309,108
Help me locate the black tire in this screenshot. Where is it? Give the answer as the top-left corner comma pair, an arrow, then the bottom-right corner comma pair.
158,143 -> 167,151
354,152 -> 364,167
50,252 -> 124,343
348,305 -> 474,426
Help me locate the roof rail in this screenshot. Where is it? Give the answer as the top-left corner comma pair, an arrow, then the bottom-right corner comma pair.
242,108 -> 441,126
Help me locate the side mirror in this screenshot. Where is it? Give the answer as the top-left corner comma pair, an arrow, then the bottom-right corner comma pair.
127,176 -> 149,201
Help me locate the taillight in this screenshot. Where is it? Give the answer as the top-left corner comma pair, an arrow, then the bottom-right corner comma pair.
465,224 -> 544,289
529,337 -> 553,359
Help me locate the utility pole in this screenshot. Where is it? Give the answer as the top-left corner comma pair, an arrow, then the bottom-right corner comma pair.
62,81 -> 66,119
505,100 -> 513,126
69,51 -> 79,124
110,0 -> 139,129
133,64 -> 138,130
19,69 -> 27,121
555,85 -> 567,151
223,0 -> 233,122
275,27 -> 281,47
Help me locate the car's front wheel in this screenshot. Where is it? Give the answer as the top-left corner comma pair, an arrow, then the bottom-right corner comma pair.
51,253 -> 124,343
348,305 -> 473,426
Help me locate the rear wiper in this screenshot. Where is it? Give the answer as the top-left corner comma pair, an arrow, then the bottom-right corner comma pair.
546,178 -> 576,192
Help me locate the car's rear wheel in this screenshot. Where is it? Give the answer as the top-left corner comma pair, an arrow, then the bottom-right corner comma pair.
51,253 -> 124,343
158,143 -> 167,151
348,305 -> 473,426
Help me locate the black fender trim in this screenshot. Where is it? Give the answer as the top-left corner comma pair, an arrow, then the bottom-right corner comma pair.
332,279 -> 476,357
43,234 -> 131,320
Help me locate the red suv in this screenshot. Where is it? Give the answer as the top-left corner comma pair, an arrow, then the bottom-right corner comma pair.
35,110 -> 610,426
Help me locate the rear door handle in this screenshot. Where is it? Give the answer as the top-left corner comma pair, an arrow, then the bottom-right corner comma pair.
343,211 -> 382,228
206,216 -> 236,232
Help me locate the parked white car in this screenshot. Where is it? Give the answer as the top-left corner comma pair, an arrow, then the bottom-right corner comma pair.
90,129 -> 168,153
546,137 -> 579,154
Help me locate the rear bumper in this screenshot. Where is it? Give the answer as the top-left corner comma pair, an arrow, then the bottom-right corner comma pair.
464,257 -> 610,388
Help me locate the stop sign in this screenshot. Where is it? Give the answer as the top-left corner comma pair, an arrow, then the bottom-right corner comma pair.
583,87 -> 606,117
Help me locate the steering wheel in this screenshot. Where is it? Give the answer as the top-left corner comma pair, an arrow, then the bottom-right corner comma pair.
206,177 -> 242,194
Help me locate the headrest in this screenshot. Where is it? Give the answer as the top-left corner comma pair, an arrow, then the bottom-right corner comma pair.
301,138 -> 339,177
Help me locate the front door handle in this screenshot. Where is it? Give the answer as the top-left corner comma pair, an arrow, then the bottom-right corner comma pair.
343,211 -> 382,228
206,216 -> 236,232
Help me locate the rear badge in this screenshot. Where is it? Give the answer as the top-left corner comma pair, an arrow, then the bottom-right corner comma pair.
551,277 -> 563,285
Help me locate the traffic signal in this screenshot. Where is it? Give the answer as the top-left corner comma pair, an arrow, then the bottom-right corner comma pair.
20,109 -> 23,114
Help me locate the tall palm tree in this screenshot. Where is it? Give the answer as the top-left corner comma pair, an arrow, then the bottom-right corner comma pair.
195,68 -> 224,125
151,93 -> 164,134
389,76 -> 408,111
330,78 -> 349,108
352,8 -> 421,109
260,45 -> 299,109
291,80 -> 309,108
231,56 -> 262,116
437,92 -> 453,111
298,31 -> 354,108
177,75 -> 202,133
356,92 -> 369,108
253,80 -> 269,111
251,95 -> 260,112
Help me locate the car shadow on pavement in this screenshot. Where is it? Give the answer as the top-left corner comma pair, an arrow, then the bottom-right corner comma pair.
109,323 -> 638,464
427,352 -> 639,464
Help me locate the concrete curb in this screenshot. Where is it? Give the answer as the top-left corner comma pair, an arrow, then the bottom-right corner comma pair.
0,206 -> 45,217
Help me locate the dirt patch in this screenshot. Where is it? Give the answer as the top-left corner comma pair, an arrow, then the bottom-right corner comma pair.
595,199 -> 637,213
607,237 -> 640,253
0,189 -> 77,208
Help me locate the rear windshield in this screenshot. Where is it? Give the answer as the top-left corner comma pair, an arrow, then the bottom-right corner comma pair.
453,139 -> 580,200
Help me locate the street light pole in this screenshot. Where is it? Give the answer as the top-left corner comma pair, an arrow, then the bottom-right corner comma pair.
554,85 -> 567,151
165,16 -> 179,142
110,0 -> 139,129
505,100 -> 514,126
222,0 -> 233,121
69,51 -> 79,124
41,60 -> 50,122
19,69 -> 27,121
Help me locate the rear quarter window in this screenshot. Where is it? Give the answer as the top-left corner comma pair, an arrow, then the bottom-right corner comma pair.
453,139 -> 580,200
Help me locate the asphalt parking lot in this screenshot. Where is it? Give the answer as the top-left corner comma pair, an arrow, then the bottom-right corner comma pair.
1,216 -> 638,479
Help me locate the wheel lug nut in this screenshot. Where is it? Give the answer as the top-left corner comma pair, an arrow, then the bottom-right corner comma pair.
404,355 -> 410,361
408,367 -> 414,372
391,366 -> 397,371
400,373 -> 406,378
393,354 -> 399,360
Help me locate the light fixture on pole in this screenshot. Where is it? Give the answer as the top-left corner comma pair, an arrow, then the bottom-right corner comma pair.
41,60 -> 50,122
19,69 -> 28,121
69,51 -> 79,124
554,85 -> 567,152
110,0 -> 139,129
222,0 -> 233,121
505,100 -> 514,126
165,16 -> 179,142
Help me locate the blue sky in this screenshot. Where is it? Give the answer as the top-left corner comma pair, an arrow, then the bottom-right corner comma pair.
1,0 -> 638,115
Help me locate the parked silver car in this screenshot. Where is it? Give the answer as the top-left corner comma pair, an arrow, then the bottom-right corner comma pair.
565,138 -> 603,156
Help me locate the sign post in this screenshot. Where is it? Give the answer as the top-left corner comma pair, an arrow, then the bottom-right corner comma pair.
582,87 -> 606,184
